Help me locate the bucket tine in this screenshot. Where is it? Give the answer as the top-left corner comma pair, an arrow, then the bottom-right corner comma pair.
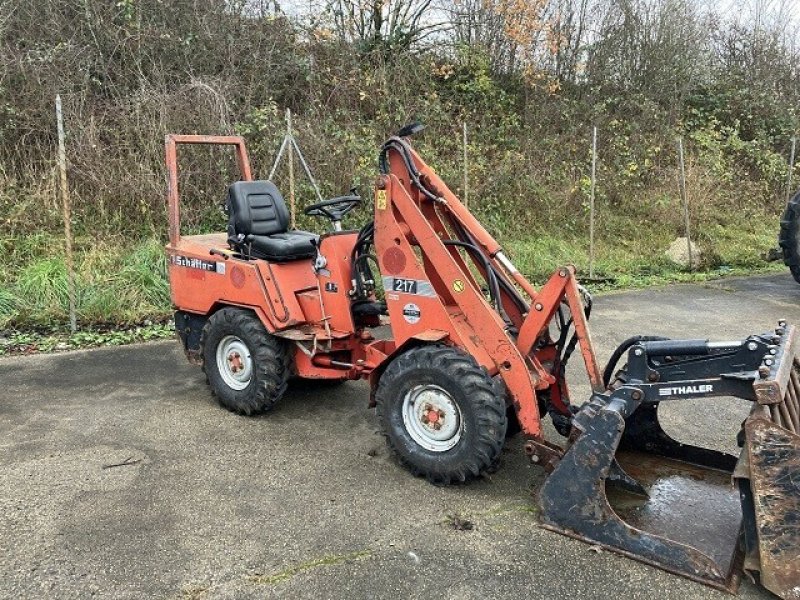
737,418 -> 800,598
607,459 -> 648,497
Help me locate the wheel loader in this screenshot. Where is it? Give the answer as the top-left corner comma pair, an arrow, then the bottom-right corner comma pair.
166,129 -> 800,598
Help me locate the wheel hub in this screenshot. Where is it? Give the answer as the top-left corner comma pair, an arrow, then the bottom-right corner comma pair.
422,405 -> 446,429
402,385 -> 463,452
228,352 -> 244,373
216,335 -> 253,391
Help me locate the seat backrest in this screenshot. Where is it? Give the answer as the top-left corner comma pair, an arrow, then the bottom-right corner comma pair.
227,180 -> 290,237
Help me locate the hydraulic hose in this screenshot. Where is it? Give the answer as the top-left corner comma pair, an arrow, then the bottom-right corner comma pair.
561,291 -> 592,363
379,137 -> 439,201
602,335 -> 670,389
350,221 -> 375,299
442,240 -> 503,315
449,218 -> 528,316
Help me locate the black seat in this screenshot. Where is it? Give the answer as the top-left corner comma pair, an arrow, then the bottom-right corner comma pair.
226,180 -> 318,262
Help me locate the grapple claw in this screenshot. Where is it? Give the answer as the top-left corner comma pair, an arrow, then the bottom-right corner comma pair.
537,323 -> 800,598
607,459 -> 648,497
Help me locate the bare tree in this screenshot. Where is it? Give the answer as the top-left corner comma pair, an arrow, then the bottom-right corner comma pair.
547,0 -> 592,83
445,0 -> 519,72
324,0 -> 444,53
586,0 -> 709,109
445,0 -> 592,82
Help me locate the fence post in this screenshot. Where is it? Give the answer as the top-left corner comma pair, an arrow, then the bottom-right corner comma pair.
462,122 -> 469,207
286,108 -> 296,229
786,135 -> 797,204
677,136 -> 693,271
55,95 -> 77,333
589,126 -> 597,279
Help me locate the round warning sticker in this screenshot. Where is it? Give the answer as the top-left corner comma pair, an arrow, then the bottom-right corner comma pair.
402,303 -> 421,324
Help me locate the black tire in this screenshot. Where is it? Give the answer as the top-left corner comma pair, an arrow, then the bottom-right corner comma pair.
201,307 -> 290,415
780,190 -> 800,284
504,405 -> 523,438
375,345 -> 507,484
492,376 -> 521,438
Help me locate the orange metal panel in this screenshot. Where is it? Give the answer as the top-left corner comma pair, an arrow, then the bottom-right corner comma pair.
254,261 -> 313,326
316,232 -> 359,333
297,290 -> 324,323
167,233 -> 315,332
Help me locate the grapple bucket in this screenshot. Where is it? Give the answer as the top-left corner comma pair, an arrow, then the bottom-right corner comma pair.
536,323 -> 800,598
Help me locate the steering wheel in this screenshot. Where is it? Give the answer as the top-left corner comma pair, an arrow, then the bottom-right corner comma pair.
304,192 -> 362,225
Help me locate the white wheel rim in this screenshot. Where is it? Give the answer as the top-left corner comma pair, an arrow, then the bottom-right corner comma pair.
401,384 -> 463,452
216,335 -> 253,391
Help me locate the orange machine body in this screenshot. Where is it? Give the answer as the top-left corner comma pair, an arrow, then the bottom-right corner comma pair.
166,134 -> 602,439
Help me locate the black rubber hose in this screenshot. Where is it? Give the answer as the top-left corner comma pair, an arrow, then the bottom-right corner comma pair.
355,253 -> 379,283
442,240 -> 503,314
554,306 -> 570,355
449,217 -> 529,315
379,138 -> 439,201
602,335 -> 669,389
350,221 -> 375,298
556,289 -> 592,367
442,239 -> 517,331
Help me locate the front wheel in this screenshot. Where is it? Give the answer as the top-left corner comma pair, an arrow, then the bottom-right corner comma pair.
375,345 -> 507,484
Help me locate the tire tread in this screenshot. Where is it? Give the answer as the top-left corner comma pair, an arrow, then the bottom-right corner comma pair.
375,344 -> 506,485
200,307 -> 290,415
779,190 -> 800,284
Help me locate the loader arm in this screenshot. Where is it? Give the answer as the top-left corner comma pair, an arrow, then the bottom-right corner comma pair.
375,136 -> 603,438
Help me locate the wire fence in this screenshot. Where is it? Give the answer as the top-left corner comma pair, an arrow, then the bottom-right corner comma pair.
52,102 -> 800,330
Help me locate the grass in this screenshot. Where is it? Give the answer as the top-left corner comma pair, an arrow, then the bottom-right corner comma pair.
14,258 -> 70,319
502,210 -> 783,290
0,209 -> 786,355
0,285 -> 18,324
246,550 -> 372,585
2,238 -> 171,328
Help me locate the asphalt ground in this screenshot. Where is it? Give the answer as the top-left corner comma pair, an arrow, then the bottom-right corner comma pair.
1,273 -> 798,599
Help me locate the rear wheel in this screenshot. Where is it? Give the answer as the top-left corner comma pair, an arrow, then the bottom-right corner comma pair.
779,190 -> 800,284
375,345 -> 507,484
201,307 -> 290,415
